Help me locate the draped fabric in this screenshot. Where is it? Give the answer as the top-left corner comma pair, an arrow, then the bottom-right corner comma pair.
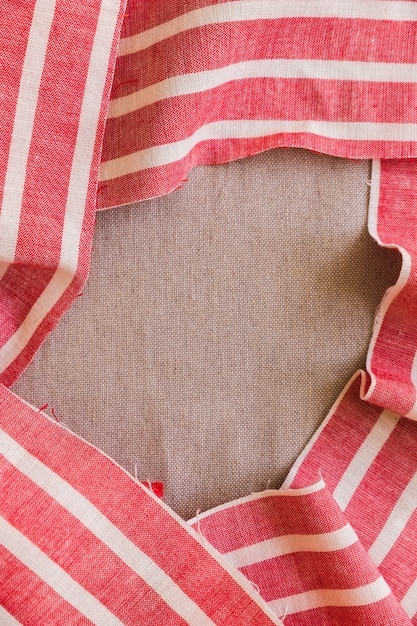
2,1 -> 417,623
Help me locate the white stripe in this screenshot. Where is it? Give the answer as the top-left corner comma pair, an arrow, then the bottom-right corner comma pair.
268,577 -> 392,615
99,118 -> 417,182
0,517 -> 124,625
369,469 -> 417,566
0,0 -> 56,266
0,606 -> 22,626
0,0 -> 118,373
401,577 -> 417,618
364,159 -> 412,402
118,1 -> 417,57
225,525 -> 358,569
0,428 -> 216,626
407,350 -> 417,419
367,159 -> 382,245
188,479 -> 326,525
333,410 -> 399,511
108,58 -> 417,119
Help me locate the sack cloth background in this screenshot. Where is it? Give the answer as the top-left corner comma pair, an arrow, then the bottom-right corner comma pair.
12,147 -> 401,520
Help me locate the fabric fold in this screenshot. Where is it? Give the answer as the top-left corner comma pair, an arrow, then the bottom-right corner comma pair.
0,0 -> 126,386
189,478 -> 411,625
284,372 -> 417,622
3,1 -> 417,624
362,160 -> 417,418
99,0 -> 417,209
0,381 -> 283,625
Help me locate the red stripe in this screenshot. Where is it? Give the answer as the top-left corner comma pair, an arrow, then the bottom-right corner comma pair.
379,508 -> 417,601
122,0 -> 231,34
13,2 -> 102,267
365,160 -> 417,414
366,274 -> 417,415
103,78 -> 417,165
377,160 -> 417,252
0,5 -> 33,211
240,547 -> 381,600
194,490 -> 348,554
0,265 -> 56,345
116,17 -> 417,95
0,547 -> 93,625
0,270 -> 86,387
283,602 -> 411,626
0,384 -> 278,625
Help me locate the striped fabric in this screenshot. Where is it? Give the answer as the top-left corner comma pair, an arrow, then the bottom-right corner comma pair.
3,0 -> 417,624
187,155 -> 417,624
189,476 -> 411,625
0,383 -> 282,625
284,373 -> 417,622
0,0 -> 125,387
99,0 -> 417,209
192,371 -> 417,624
365,159 -> 417,418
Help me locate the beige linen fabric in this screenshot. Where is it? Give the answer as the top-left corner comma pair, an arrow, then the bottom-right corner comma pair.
12,148 -> 400,520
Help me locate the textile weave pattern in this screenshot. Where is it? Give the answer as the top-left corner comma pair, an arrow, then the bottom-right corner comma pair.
2,1 -> 417,624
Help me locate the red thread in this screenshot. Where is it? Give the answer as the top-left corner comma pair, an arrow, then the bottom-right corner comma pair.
51,408 -> 59,422
112,79 -> 141,95
345,156 -> 363,164
310,149 -> 362,164
96,183 -> 108,195
139,481 -> 164,497
38,403 -> 48,412
123,0 -> 136,19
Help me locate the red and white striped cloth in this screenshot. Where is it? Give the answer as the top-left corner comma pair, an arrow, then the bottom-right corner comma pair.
0,383 -> 282,625
189,470 -> 412,625
285,372 -> 417,623
99,0 -> 417,208
0,0 -> 125,387
2,1 -> 417,624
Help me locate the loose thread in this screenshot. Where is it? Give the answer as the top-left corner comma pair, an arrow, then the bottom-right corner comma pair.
279,606 -> 289,623
123,0 -> 136,19
112,79 -> 141,96
38,403 -> 48,413
195,509 -> 203,537
96,183 -> 108,196
249,580 -> 260,594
